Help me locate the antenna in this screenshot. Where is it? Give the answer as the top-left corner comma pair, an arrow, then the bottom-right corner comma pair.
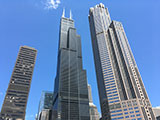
62,8 -> 65,17
70,9 -> 72,19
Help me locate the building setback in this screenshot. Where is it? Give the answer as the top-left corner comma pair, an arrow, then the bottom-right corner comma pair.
89,3 -> 155,120
0,46 -> 37,120
52,10 -> 90,120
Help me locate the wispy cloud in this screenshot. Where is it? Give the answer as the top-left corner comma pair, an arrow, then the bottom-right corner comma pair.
44,0 -> 61,10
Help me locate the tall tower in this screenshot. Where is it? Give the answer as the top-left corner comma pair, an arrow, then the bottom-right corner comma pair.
88,85 -> 100,120
37,91 -> 53,120
0,46 -> 37,120
52,10 -> 90,120
89,3 -> 155,120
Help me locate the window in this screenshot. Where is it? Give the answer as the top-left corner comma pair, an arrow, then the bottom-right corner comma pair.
130,111 -> 134,114
125,116 -> 129,118
136,114 -> 141,117
134,107 -> 138,109
129,108 -> 133,110
124,112 -> 128,115
130,115 -> 135,117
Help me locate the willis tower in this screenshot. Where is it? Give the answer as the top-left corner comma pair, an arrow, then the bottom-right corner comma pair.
52,10 -> 90,120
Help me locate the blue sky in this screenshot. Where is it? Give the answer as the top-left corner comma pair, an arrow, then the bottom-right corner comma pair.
0,0 -> 160,119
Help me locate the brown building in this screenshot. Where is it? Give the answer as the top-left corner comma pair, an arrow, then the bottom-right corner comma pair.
0,46 -> 37,120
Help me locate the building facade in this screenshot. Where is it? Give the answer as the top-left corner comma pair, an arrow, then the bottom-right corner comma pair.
157,116 -> 160,120
88,85 -> 100,120
89,3 -> 155,120
37,91 -> 54,120
153,107 -> 160,120
38,109 -> 52,120
0,46 -> 37,120
52,10 -> 90,120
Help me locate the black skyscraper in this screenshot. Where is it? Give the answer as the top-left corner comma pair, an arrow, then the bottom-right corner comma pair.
52,10 -> 90,120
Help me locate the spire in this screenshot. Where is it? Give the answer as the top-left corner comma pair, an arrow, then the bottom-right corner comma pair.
70,9 -> 72,19
62,8 -> 65,18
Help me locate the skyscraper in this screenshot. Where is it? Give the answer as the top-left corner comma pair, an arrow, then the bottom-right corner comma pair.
89,3 -> 155,120
88,85 -> 100,120
37,91 -> 54,120
0,46 -> 37,120
52,10 -> 90,120
153,107 -> 160,120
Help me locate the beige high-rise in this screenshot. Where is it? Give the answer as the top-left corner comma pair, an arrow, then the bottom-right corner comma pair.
89,3 -> 155,120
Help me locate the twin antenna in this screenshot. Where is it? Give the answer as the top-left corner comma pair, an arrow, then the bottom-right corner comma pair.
62,8 -> 72,19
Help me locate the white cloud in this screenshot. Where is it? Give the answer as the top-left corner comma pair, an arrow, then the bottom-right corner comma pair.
45,0 -> 61,10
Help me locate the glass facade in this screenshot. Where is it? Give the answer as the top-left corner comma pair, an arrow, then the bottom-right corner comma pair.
89,3 -> 155,120
0,46 -> 37,120
37,91 -> 53,120
52,12 -> 90,120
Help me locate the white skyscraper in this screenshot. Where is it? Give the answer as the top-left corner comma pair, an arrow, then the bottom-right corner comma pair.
89,3 -> 155,120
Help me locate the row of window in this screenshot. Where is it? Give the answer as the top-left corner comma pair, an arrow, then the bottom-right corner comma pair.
124,111 -> 140,116
108,94 -> 118,98
104,77 -> 114,82
103,70 -> 113,76
112,117 -> 124,120
122,100 -> 138,108
111,114 -> 142,120
105,80 -> 114,84
108,97 -> 119,101
107,90 -> 117,95
104,75 -> 114,79
103,68 -> 113,73
111,109 -> 140,115
107,88 -> 117,92
106,85 -> 116,90
105,82 -> 115,87
111,109 -> 122,113
123,107 -> 138,111
125,114 -> 141,118
111,113 -> 123,117
109,100 -> 119,104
